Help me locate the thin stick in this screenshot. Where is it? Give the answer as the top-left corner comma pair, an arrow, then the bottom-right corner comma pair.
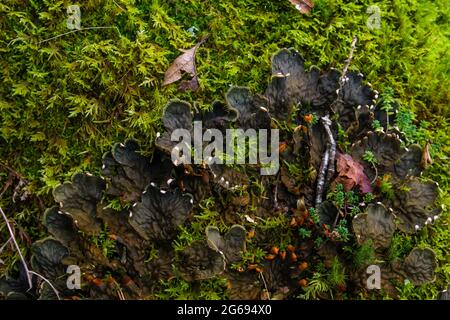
28,271 -> 61,300
112,0 -> 125,11
331,209 -> 340,230
341,36 -> 358,81
259,271 -> 271,300
273,172 -> 280,210
0,238 -> 12,254
117,287 -> 125,300
321,115 -> 336,186
318,37 -> 358,207
370,165 -> 378,184
0,175 -> 13,200
0,162 -> 25,180
0,207 -> 32,290
330,36 -> 358,112
315,144 -> 330,208
39,26 -> 120,44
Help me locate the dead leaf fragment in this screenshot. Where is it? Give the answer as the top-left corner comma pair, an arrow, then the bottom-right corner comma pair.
421,140 -> 433,168
288,0 -> 315,14
163,34 -> 209,91
334,152 -> 372,193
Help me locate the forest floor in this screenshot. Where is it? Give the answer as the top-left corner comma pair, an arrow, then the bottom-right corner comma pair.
0,0 -> 449,299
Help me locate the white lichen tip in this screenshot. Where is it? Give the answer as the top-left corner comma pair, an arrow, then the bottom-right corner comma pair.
167,178 -> 174,185
160,189 -> 166,194
434,215 -> 439,220
219,177 -> 225,183
150,182 -> 157,187
133,203 -> 137,207
120,143 -> 125,147
245,215 -> 255,223
190,198 -> 193,204
415,224 -> 420,230
129,211 -> 133,218
260,107 -> 268,112
102,164 -> 106,170
156,132 -> 161,138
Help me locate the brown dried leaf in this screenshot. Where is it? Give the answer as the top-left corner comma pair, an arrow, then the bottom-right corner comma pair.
288,0 -> 315,14
163,35 -> 208,91
178,76 -> 199,92
334,152 -> 372,193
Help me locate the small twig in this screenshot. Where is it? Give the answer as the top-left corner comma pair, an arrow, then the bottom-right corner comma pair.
1,207 -> 61,299
321,115 -> 336,186
117,287 -> 125,300
316,37 -> 358,208
315,144 -> 330,208
259,271 -> 271,300
0,174 -> 14,200
38,26 -> 120,44
0,237 -> 12,254
0,162 -> 25,180
330,36 -> 358,112
273,172 -> 280,210
28,271 -> 61,300
331,210 -> 340,230
0,207 -> 32,290
341,36 -> 358,81
370,164 -> 378,184
112,0 -> 125,11
197,33 -> 210,46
